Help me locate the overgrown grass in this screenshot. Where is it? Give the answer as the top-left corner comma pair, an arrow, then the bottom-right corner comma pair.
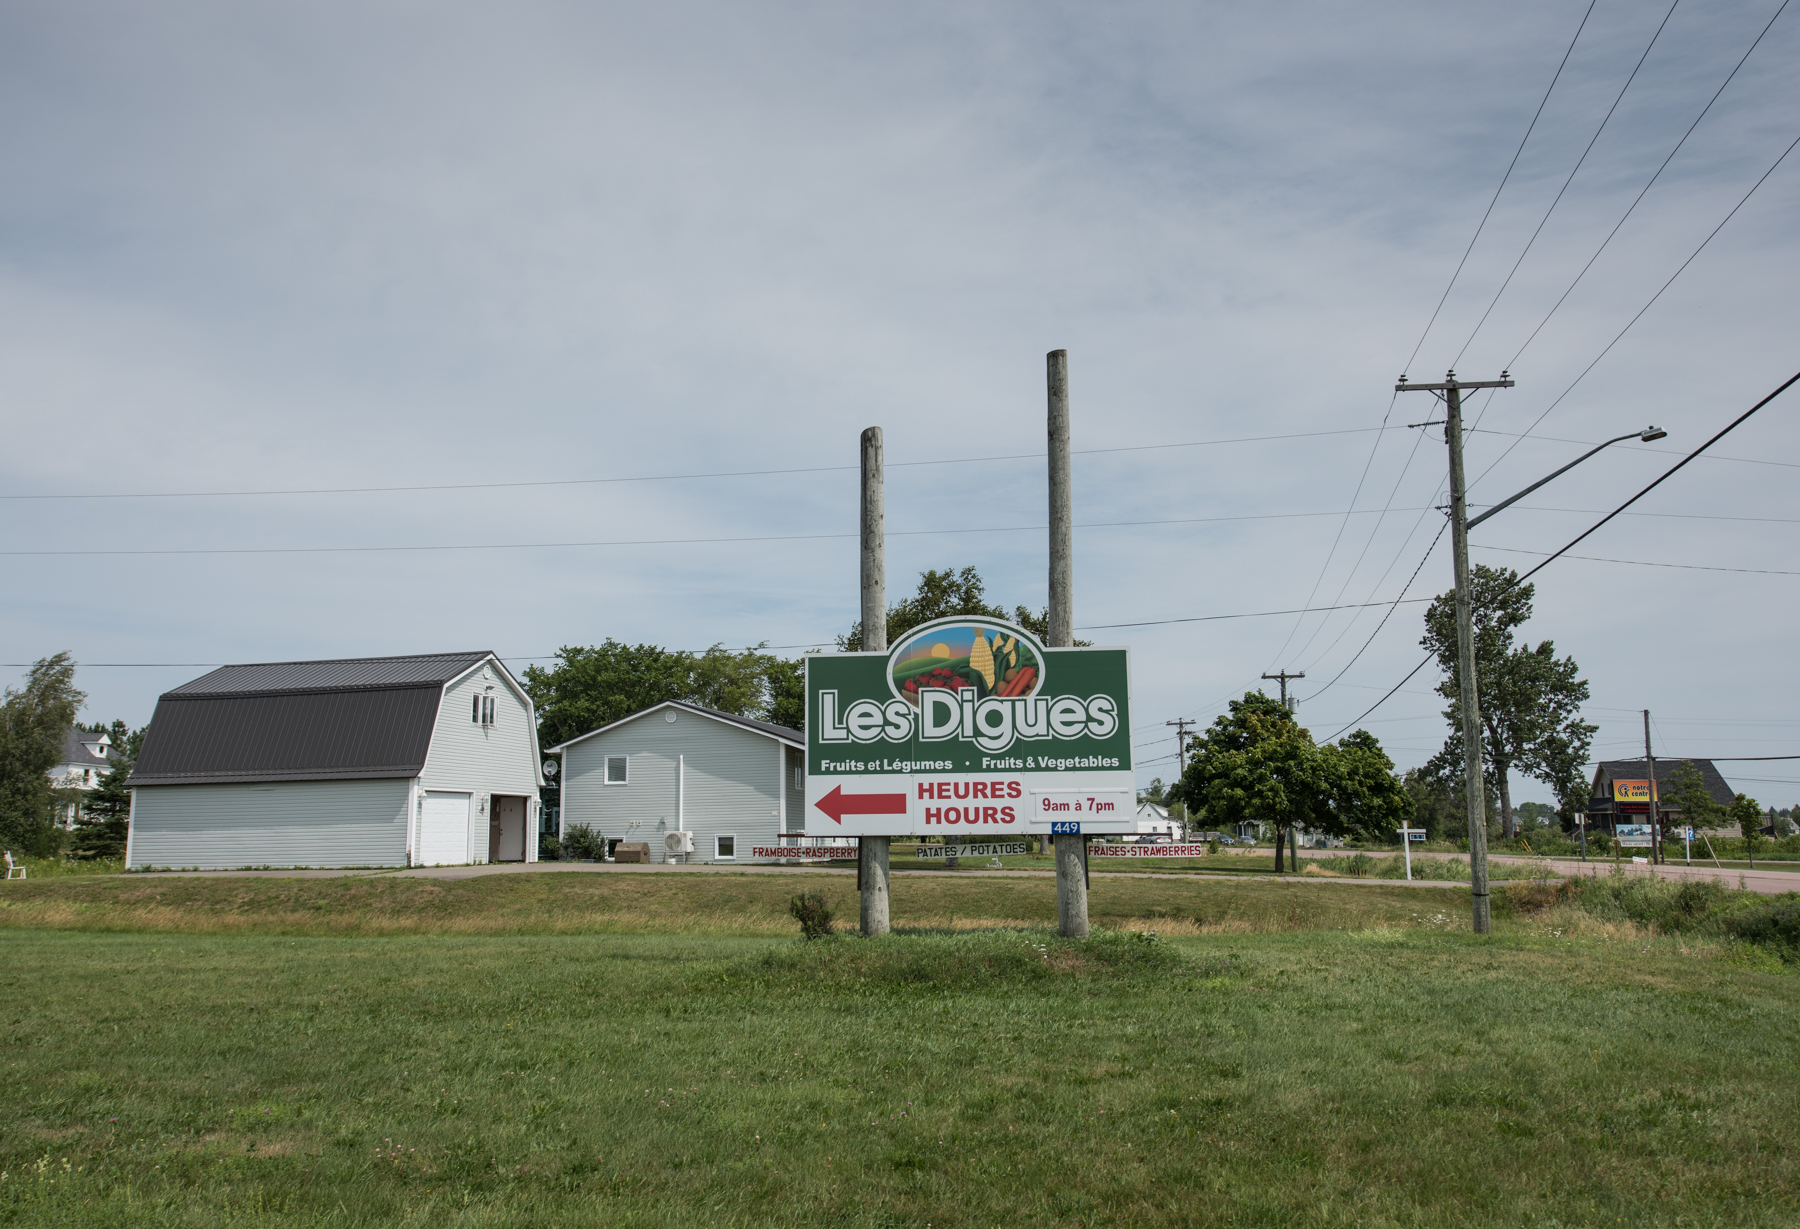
0,855 -> 125,879
2,925 -> 1796,1227
0,870 -> 1474,938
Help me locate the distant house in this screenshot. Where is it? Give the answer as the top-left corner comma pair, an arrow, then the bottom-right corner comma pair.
126,652 -> 543,870
1587,758 -> 1736,836
551,700 -> 805,863
1129,800 -> 1177,842
49,728 -> 117,827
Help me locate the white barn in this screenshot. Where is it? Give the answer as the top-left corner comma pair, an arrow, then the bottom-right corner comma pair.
552,700 -> 806,863
127,652 -> 544,870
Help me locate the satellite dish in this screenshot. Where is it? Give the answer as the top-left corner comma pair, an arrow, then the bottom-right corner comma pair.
542,759 -> 559,778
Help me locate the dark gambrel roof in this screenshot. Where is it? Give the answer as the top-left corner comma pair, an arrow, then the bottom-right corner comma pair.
130,651 -> 495,786
166,651 -> 491,698
1591,758 -> 1735,808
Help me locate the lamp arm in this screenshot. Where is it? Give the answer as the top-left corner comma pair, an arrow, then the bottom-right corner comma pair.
1467,432 -> 1636,529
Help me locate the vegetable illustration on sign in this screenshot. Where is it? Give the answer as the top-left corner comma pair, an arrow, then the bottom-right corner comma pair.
890,620 -> 1043,705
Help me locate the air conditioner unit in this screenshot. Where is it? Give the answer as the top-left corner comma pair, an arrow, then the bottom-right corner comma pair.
664,830 -> 694,856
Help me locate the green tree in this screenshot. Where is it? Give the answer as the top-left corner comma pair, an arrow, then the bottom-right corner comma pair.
523,641 -> 804,749
1731,793 -> 1764,868
1138,778 -> 1167,805
1422,566 -> 1596,839
1170,693 -> 1407,871
70,724 -> 145,861
839,566 -> 1080,651
1661,761 -> 1723,843
0,653 -> 86,858
762,655 -> 807,733
1401,767 -> 1458,842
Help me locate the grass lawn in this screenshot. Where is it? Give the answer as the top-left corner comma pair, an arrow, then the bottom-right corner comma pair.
0,870 -> 1477,938
2,875 -> 1796,1228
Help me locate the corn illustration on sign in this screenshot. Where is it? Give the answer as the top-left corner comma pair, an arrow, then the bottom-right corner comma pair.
804,616 -> 1134,837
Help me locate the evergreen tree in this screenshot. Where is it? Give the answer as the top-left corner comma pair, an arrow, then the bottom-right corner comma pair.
70,724 -> 145,860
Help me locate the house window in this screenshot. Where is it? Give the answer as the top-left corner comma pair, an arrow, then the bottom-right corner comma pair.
792,764 -> 803,791
716,834 -> 736,859
605,755 -> 628,784
472,695 -> 495,726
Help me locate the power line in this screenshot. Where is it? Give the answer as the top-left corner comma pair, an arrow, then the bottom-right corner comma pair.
0,508 -> 1459,558
1452,0 -> 1685,368
1473,545 -> 1800,577
1300,519 -> 1449,704
0,425 -> 1402,503
1080,597 -> 1434,632
1469,126 -> 1800,494
1402,0 -> 1596,374
1498,0 -> 1792,373
1322,369 -> 1800,741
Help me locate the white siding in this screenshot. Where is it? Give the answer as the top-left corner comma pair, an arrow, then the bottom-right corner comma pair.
420,662 -> 542,863
129,779 -> 409,869
562,709 -> 786,862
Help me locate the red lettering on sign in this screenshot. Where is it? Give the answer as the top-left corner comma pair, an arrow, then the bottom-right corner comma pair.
925,807 -> 941,824
982,806 -> 997,823
1007,781 -> 1022,798
952,782 -> 970,799
1001,806 -> 1016,823
972,782 -> 989,799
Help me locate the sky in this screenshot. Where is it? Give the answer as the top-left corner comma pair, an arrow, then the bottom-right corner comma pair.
3,0 -> 1797,805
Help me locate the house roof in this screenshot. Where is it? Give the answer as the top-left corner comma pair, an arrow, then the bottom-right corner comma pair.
1591,758 -> 1735,808
547,699 -> 803,752
166,651 -> 493,698
130,651 -> 501,787
59,729 -> 115,767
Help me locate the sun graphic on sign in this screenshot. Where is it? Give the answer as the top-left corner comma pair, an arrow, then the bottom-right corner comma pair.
930,644 -> 951,658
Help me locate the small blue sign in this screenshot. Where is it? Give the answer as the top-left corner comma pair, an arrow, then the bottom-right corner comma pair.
1408,831 -> 1426,842
1051,821 -> 1083,835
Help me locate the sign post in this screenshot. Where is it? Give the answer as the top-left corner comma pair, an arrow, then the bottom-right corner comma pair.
804,616 -> 1134,908
1396,826 -> 1425,880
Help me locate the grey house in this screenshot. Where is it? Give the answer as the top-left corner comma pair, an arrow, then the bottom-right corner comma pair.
551,701 -> 806,863
127,652 -> 544,870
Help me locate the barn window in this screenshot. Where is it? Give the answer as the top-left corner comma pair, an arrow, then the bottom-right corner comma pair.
792,764 -> 803,791
472,695 -> 480,722
716,835 -> 736,859
605,755 -> 628,784
473,695 -> 495,726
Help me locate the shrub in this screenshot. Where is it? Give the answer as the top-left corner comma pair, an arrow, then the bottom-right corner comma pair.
1726,898 -> 1800,963
789,891 -> 835,939
539,835 -> 561,861
561,824 -> 605,861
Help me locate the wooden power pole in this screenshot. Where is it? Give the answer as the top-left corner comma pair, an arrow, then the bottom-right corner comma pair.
1261,671 -> 1304,712
1048,349 -> 1088,938
1398,369 -> 1512,935
858,426 -> 891,936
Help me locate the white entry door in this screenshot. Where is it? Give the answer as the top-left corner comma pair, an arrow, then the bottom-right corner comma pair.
418,791 -> 471,865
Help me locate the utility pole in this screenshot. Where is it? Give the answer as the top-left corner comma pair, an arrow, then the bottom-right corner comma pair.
1048,349 -> 1088,938
858,426 -> 891,936
1166,718 -> 1196,841
1644,710 -> 1659,866
1262,671 -> 1305,713
1398,369 -> 1513,935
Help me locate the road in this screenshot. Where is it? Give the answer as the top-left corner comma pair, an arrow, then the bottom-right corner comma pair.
1285,844 -> 1800,896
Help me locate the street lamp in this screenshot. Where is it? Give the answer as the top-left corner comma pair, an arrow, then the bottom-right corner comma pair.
1467,426 -> 1667,529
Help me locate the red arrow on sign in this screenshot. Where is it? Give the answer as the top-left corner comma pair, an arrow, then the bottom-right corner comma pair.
813,785 -> 908,824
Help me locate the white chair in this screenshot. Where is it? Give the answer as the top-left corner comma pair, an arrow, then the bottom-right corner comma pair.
3,851 -> 25,879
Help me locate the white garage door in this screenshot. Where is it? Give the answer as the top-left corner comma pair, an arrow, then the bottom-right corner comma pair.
418,791 -> 471,866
